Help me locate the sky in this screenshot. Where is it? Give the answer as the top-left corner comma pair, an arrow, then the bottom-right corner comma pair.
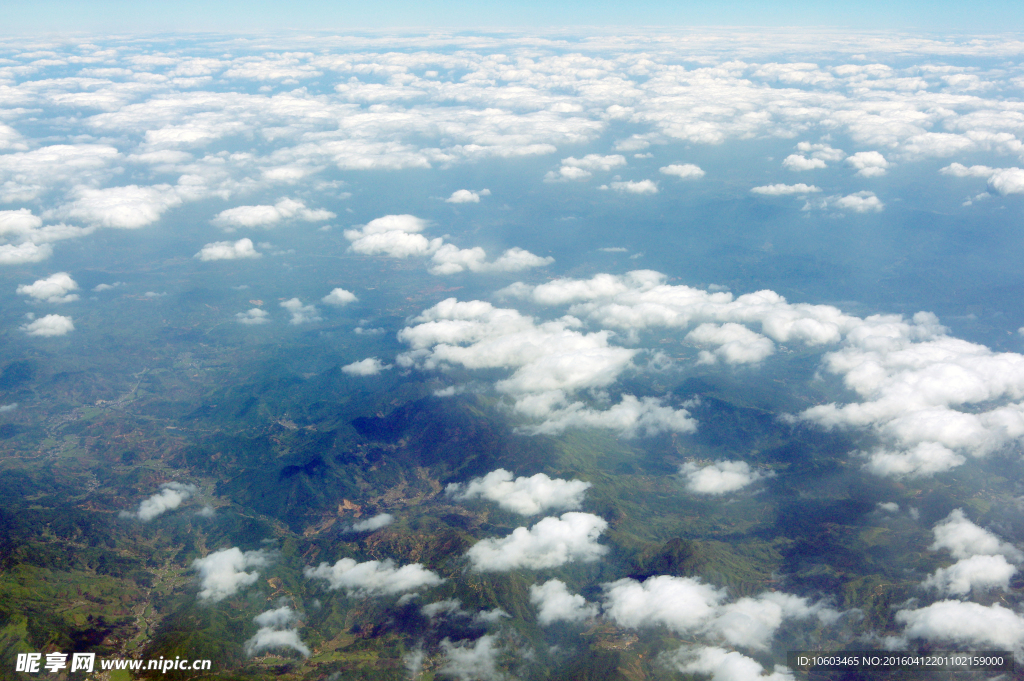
4,0 -> 1024,34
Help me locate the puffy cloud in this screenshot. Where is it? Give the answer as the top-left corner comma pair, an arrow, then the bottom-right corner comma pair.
602,575 -> 725,634
422,599 -> 465,618
93,282 -> 123,292
280,298 -> 322,324
660,164 -> 705,179
446,469 -> 592,515
244,606 -> 310,658
804,191 -> 884,213
668,646 -> 795,681
304,557 -> 444,596
940,163 -> 1024,195
530,579 -> 598,625
680,460 -> 771,495
236,308 -> 270,325
195,237 -> 261,261
545,154 -> 626,181
342,357 -> 392,375
322,288 -> 357,305
192,547 -> 269,601
20,314 -> 74,337
396,297 -> 693,436
60,184 -> 182,229
922,555 -> 1017,595
465,512 -> 608,571
0,242 -> 53,265
350,513 -> 394,531
438,635 -> 503,681
446,188 -> 489,203
122,482 -> 198,521
782,154 -> 827,171
705,592 -> 836,650
345,214 -> 442,259
686,322 -> 775,364
212,198 -> 334,229
750,183 -> 821,196
846,151 -> 889,177
929,509 -> 1024,561
428,244 -> 553,276
896,601 -> 1024,651
16,272 -> 79,303
603,179 -> 658,194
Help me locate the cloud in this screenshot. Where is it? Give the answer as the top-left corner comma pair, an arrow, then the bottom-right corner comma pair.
20,314 -> 74,337
0,242 -> 53,265
660,164 -> 705,179
192,547 -> 269,601
929,509 -> 1024,561
804,191 -> 884,212
667,646 -> 795,681
345,214 -> 442,259
940,163 -> 1024,195
304,557 -> 444,596
446,469 -> 591,515
212,198 -> 334,229
921,555 -> 1017,595
846,151 -> 889,177
895,601 -> 1024,651
195,237 -> 261,261
428,244 -> 553,276
750,183 -> 821,196
322,288 -> 358,305
422,599 -> 465,619
782,154 -> 827,171
705,592 -> 836,650
244,606 -> 310,658
465,512 -> 608,571
446,189 -> 489,203
680,460 -> 771,495
686,323 -> 775,364
280,298 -> 322,324
342,357 -> 392,376
16,272 -> 79,303
60,184 -> 182,229
545,154 -> 626,181
603,179 -> 658,194
396,298 -> 693,436
529,579 -> 598,625
602,575 -> 725,634
93,282 -> 123,292
236,308 -> 270,325
122,482 -> 198,521
439,635 -> 503,681
351,513 -> 394,531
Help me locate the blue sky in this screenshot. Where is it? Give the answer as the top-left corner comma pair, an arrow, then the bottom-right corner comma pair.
4,0 -> 1022,34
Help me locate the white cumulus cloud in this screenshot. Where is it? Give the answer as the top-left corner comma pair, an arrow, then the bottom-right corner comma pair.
921,554 -> 1017,595
342,357 -> 392,376
668,646 -> 795,681
530,579 -> 598,625
322,288 -> 357,305
680,460 -> 771,495
280,298 -> 322,324
660,164 -> 705,179
446,469 -> 592,515
20,314 -> 74,337
446,189 -> 489,203
195,237 -> 262,261
304,557 -> 444,596
122,482 -> 198,521
750,183 -> 821,196
192,547 -> 269,602
244,606 -> 310,658
351,513 -> 394,531
212,198 -> 334,229
846,151 -> 889,177
929,509 -> 1024,561
16,272 -> 79,303
686,322 -> 775,365
236,308 -> 270,325
465,512 -> 608,572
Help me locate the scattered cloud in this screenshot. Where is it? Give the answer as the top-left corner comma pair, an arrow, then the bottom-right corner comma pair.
921,555 -> 1017,595
465,512 -> 608,571
439,635 -> 503,681
530,579 -> 598,625
446,469 -> 592,515
280,298 -> 322,324
195,237 -> 262,261
602,179 -> 658,194
121,482 -> 198,521
680,460 -> 771,495
16,272 -> 79,303
192,547 -> 269,602
803,191 -> 884,212
20,314 -> 74,337
545,154 -> 626,181
212,198 -> 334,230
750,183 -> 821,196
660,164 -> 705,179
304,558 -> 444,596
895,601 -> 1024,651
686,322 -> 775,364
929,509 -> 1024,561
342,357 -> 392,376
244,607 -> 310,658
667,646 -> 796,681
351,513 -> 394,531
846,151 -> 889,177
236,308 -> 270,325
446,188 -> 490,203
